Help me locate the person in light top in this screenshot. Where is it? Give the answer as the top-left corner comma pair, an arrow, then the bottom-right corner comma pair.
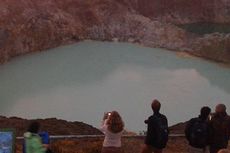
101,111 -> 124,153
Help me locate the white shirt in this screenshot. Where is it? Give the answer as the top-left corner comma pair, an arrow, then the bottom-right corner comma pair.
101,119 -> 123,147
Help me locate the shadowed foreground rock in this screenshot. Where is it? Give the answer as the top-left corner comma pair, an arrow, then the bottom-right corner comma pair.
50,137 -> 188,153
15,137 -> 189,153
17,137 -> 208,153
0,116 -> 102,136
16,137 -> 230,153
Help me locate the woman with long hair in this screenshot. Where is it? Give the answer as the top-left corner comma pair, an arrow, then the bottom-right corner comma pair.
101,111 -> 125,153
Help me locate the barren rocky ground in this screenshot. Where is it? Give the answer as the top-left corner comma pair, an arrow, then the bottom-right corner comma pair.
15,137 -> 230,153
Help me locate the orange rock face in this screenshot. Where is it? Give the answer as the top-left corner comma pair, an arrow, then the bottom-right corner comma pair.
0,0 -> 230,64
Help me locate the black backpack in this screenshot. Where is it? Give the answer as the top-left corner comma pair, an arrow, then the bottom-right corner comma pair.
153,115 -> 169,148
189,118 -> 208,148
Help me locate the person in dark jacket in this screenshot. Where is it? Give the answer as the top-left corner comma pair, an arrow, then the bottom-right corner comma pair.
209,104 -> 230,153
185,106 -> 211,153
141,99 -> 169,153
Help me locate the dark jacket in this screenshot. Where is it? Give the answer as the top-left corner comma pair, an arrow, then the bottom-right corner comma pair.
209,113 -> 230,148
185,116 -> 209,148
145,112 -> 169,149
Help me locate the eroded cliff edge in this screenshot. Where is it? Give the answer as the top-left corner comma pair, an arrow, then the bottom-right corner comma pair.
0,0 -> 230,64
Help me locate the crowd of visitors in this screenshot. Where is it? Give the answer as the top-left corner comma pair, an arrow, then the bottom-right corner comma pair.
22,99 -> 229,153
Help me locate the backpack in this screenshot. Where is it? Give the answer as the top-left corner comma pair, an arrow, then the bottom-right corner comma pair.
39,132 -> 50,144
153,115 -> 169,148
189,118 -> 208,148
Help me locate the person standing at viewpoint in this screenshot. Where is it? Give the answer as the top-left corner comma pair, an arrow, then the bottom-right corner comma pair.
209,104 -> 230,153
101,111 -> 124,153
185,106 -> 211,153
141,99 -> 169,153
24,122 -> 49,153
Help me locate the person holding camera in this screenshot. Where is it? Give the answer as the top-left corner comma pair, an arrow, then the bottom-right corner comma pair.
101,111 -> 125,153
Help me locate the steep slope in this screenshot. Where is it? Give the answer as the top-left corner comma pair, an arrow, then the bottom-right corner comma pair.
0,0 -> 230,64
137,0 -> 230,24
0,0 -> 188,63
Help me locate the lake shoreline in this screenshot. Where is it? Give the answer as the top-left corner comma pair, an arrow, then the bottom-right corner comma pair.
4,39 -> 230,69
1,41 -> 230,136
1,0 -> 230,65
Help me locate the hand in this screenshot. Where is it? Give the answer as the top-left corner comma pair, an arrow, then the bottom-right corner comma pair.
103,112 -> 109,121
43,144 -> 49,149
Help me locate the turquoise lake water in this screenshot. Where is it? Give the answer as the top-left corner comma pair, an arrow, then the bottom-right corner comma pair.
0,41 -> 230,132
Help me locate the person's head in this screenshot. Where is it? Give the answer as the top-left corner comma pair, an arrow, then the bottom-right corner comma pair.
27,121 -> 40,134
151,99 -> 161,113
107,111 -> 124,133
200,106 -> 211,119
218,149 -> 230,153
215,104 -> 227,116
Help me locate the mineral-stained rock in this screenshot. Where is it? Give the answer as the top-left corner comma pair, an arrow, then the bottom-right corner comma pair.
0,28 -> 9,63
0,0 -> 230,64
191,33 -> 230,63
0,29 -> 8,46
137,0 -> 230,24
